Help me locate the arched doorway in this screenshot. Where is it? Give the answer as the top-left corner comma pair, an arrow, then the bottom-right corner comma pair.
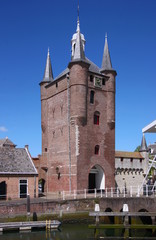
88,165 -> 105,192
0,181 -> 7,200
38,179 -> 45,194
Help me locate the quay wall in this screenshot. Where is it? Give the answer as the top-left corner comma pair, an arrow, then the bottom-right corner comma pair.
0,197 -> 156,218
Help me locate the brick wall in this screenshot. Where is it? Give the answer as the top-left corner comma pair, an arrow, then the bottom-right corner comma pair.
39,61 -> 116,193
0,175 -> 38,200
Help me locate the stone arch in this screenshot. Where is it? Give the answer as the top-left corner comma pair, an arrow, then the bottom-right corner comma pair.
105,208 -> 114,224
88,165 -> 105,192
0,181 -> 7,200
138,209 -> 152,225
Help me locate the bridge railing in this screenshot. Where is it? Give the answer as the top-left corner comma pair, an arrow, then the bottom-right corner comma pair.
0,184 -> 156,201
58,184 -> 156,201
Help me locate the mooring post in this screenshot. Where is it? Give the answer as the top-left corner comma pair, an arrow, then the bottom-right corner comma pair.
94,204 -> 100,238
94,189 -> 97,198
27,194 -> 30,221
105,188 -> 107,198
123,204 -> 129,226
100,189 -> 102,198
111,187 -> 113,197
123,204 -> 129,239
84,189 -> 86,199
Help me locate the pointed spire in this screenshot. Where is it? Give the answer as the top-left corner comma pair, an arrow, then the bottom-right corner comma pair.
71,3 -> 85,61
42,48 -> 53,82
72,30 -> 85,60
140,133 -> 148,152
101,33 -> 112,71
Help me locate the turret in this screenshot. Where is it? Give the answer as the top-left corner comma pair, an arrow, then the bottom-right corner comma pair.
139,133 -> 149,174
40,49 -> 53,153
68,15 -> 90,125
101,34 -> 117,129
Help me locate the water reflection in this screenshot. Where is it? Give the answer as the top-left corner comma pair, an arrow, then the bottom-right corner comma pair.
0,224 -> 155,240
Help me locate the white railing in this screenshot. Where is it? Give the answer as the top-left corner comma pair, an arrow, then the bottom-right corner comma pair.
0,185 -> 156,201
40,184 -> 156,200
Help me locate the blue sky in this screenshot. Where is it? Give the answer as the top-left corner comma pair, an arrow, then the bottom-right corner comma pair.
0,0 -> 156,156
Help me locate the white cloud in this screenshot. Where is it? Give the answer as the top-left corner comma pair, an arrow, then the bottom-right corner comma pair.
0,126 -> 8,132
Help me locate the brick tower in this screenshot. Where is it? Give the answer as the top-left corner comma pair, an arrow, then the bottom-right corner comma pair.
39,15 -> 117,193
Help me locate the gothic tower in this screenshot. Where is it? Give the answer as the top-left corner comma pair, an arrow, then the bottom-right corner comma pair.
39,15 -> 117,193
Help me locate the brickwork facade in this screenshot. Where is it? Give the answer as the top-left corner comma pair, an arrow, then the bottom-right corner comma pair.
0,175 -> 38,200
38,19 -> 117,193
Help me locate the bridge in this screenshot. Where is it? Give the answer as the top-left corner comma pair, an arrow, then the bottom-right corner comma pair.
0,188 -> 156,218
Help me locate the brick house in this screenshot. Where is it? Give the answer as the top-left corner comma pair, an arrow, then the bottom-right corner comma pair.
0,138 -> 38,200
37,15 -> 117,193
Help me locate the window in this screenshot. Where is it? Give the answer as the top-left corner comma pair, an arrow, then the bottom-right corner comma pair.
95,145 -> 100,155
94,111 -> 100,125
56,82 -> 58,88
19,179 -> 27,198
90,75 -> 94,82
90,90 -> 95,104
102,78 -> 105,85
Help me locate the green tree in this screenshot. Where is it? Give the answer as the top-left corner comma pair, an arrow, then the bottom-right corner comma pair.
134,145 -> 141,152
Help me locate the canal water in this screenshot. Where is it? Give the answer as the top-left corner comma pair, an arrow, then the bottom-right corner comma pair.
0,223 -> 155,239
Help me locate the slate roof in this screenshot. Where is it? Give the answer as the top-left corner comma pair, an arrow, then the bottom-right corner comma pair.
0,147 -> 38,175
115,151 -> 144,159
0,138 -> 16,147
53,57 -> 102,83
148,143 -> 156,155
101,34 -> 113,71
41,48 -> 53,83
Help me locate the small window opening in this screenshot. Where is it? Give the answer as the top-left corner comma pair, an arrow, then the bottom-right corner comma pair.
102,78 -> 105,85
94,111 -> 100,125
45,148 -> 47,152
90,90 -> 95,104
56,82 -> 58,88
90,75 -> 94,82
19,179 -> 27,198
95,145 -> 100,155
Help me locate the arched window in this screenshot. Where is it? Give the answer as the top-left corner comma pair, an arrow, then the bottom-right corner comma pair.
95,145 -> 100,155
94,111 -> 100,125
90,90 -> 95,104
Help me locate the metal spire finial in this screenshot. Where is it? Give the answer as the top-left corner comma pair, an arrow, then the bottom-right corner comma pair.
76,0 -> 80,32
77,1 -> 79,21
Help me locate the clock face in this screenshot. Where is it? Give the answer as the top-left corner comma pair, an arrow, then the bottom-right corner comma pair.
94,77 -> 102,88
